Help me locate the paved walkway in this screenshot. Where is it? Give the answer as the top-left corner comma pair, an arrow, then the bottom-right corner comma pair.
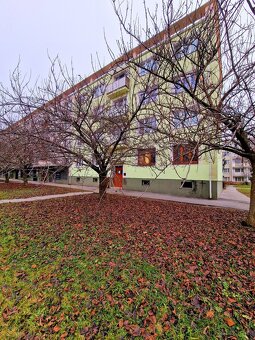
107,186 -> 250,211
0,180 -> 250,211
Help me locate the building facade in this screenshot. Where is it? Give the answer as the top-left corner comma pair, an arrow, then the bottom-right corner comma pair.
8,1 -> 223,199
223,152 -> 252,183
63,2 -> 223,199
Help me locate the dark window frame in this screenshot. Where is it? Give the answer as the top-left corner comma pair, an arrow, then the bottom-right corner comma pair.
173,144 -> 198,165
142,179 -> 150,186
138,148 -> 156,166
181,180 -> 193,188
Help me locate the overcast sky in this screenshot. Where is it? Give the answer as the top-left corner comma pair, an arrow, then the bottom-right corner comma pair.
0,0 -> 210,88
0,0 -> 161,87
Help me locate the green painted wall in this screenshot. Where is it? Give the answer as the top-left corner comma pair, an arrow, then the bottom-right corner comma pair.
122,151 -> 222,181
123,178 -> 222,199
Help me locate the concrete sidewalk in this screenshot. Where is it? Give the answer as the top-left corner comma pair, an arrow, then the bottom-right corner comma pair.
2,180 -> 250,211
106,185 -> 250,211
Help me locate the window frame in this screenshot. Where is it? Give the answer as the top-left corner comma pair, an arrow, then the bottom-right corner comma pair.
174,37 -> 199,60
172,143 -> 198,165
172,107 -> 199,128
138,57 -> 158,76
173,73 -> 197,94
109,96 -> 128,116
139,116 -> 157,134
138,86 -> 158,105
94,84 -> 106,98
138,148 -> 156,166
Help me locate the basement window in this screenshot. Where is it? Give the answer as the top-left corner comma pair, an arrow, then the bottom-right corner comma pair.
142,180 -> 150,186
181,181 -> 193,188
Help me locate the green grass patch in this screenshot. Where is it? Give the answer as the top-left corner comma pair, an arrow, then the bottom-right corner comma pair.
236,184 -> 251,197
0,195 -> 253,338
0,182 -> 81,199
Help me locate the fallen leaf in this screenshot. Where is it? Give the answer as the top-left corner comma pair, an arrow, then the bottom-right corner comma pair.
224,317 -> 235,327
53,325 -> 61,332
206,310 -> 214,319
60,332 -> 68,339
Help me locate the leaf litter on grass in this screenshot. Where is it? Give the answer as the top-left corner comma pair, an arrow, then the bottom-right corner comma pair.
0,194 -> 254,338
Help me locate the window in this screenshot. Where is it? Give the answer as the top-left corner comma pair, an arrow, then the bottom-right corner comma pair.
234,177 -> 244,182
94,84 -> 106,98
93,105 -> 105,116
76,139 -> 83,147
173,74 -> 196,94
181,181 -> 193,188
139,117 -> 157,134
139,58 -> 158,76
173,144 -> 198,165
138,87 -> 158,105
115,72 -> 126,81
76,158 -> 84,167
234,168 -> 242,172
173,109 -> 198,128
93,178 -> 98,182
55,172 -> 61,180
174,38 -> 199,59
108,96 -> 127,116
142,180 -> 150,186
234,158 -> 242,164
223,168 -> 230,173
138,148 -> 156,166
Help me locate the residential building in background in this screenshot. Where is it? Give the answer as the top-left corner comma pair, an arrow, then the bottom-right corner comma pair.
223,152 -> 252,183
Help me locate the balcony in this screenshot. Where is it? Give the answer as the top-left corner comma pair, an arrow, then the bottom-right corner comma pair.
233,170 -> 244,174
106,76 -> 130,99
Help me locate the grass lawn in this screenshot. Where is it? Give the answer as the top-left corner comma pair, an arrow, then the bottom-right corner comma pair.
236,184 -> 251,198
0,195 -> 254,339
0,182 -> 82,199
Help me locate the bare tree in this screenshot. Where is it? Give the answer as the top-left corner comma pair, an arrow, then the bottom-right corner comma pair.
0,58 -> 154,198
112,0 -> 255,226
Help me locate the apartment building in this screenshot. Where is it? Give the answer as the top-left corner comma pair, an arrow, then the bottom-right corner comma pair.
223,152 -> 251,183
8,1 -> 223,199
64,1 -> 223,199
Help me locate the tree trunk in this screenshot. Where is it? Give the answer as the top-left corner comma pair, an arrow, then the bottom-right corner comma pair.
5,172 -> 9,183
247,162 -> 255,227
23,167 -> 28,184
99,172 -> 108,199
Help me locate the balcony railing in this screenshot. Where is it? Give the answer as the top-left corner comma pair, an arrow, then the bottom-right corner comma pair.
106,77 -> 129,96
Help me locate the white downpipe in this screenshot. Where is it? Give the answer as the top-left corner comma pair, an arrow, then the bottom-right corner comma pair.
209,158 -> 212,199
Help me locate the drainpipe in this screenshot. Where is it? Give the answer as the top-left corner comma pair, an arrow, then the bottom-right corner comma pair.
209,158 -> 212,199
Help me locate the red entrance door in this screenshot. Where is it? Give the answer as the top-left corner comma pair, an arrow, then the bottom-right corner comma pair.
113,166 -> 123,188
